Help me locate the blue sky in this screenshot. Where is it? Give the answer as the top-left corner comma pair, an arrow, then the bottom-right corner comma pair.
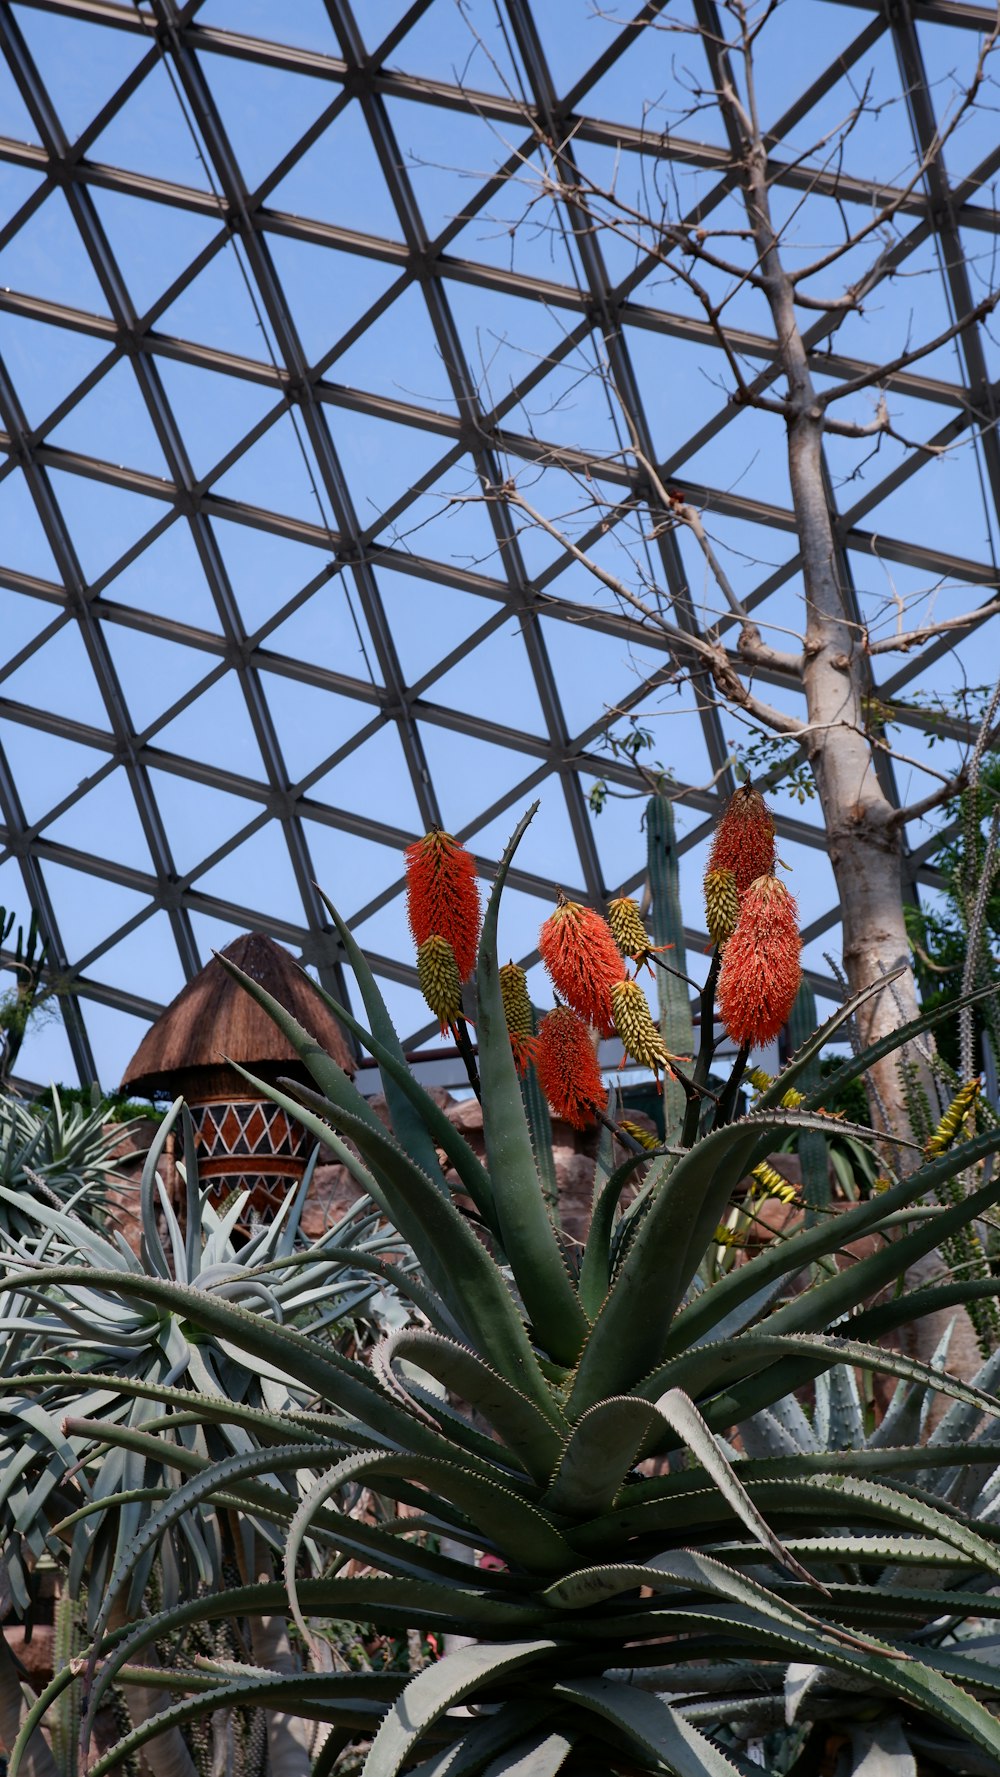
1,0 -> 997,1090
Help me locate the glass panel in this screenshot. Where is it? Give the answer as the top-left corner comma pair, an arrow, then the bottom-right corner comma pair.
312,721 -> 424,831
373,564 -> 501,685
82,999 -> 163,1093
388,0 -> 522,96
425,618 -> 546,735
265,234 -> 400,369
100,520 -> 223,632
2,619 -> 112,731
155,355 -> 278,481
192,818 -> 306,920
0,720 -> 108,824
212,516 -> 334,634
196,0 -> 339,55
331,283 -> 459,416
48,358 -> 171,476
198,48 -> 335,193
0,311 -> 109,432
90,185 -> 220,317
156,241 -> 274,361
267,99 -> 403,238
154,674 -> 266,778
12,5 -> 149,144
46,468 -> 167,583
41,858 -> 150,960
89,60 -> 215,190
100,623 -> 216,733
262,672 -> 375,782
43,769 -> 154,872
95,908 -> 188,1001
0,468 -> 61,580
415,720 -> 533,832
148,767 -> 261,877
0,188 -> 111,314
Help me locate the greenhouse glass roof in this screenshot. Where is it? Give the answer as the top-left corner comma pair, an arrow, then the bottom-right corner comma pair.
0,0 -> 998,1089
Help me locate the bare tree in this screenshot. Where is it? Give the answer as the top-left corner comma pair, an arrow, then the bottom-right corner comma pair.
437,0 -> 1000,1138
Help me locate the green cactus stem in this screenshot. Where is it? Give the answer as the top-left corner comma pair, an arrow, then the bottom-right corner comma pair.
646,794 -> 695,1143
788,979 -> 829,1219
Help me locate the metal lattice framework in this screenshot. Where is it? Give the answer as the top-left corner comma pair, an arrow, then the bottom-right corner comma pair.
1,0 -> 998,1087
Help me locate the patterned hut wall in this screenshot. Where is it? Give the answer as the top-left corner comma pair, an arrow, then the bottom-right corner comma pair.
190,1094 -> 309,1220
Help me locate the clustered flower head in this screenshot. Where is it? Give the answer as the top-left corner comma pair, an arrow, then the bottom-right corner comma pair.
704,867 -> 740,949
499,961 -> 538,1076
925,1077 -> 981,1158
607,896 -> 652,963
417,931 -> 465,1037
405,829 -> 481,982
538,897 -> 623,1037
717,874 -> 801,1047
535,1005 -> 607,1130
416,935 -> 463,1035
705,782 -> 775,895
748,1160 -> 798,1205
611,979 -> 682,1083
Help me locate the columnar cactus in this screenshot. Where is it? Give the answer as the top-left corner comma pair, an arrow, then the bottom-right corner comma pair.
787,977 -> 829,1216
646,793 -> 695,1141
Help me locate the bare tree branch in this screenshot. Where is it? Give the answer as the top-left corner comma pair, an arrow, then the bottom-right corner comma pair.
476,481 -> 807,735
820,290 -> 1000,407
866,598 -> 1000,655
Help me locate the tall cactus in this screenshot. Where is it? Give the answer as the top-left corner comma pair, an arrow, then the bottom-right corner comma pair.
524,1007 -> 559,1224
646,794 -> 695,1142
787,978 -> 829,1218
50,1588 -> 81,1777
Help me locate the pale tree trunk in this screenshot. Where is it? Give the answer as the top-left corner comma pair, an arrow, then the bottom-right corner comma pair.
738,107 -> 982,1379
742,131 -> 929,1142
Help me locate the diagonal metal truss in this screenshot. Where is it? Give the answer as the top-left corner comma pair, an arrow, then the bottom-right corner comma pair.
1,0 -> 998,1085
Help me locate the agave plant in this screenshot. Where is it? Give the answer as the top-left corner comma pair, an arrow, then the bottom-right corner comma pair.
0,1084 -> 135,1221
0,1107 -> 416,1777
8,806 -> 1000,1777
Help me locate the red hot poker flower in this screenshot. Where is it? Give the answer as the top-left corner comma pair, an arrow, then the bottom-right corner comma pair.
405,830 -> 481,981
416,935 -> 464,1036
536,1005 -> 607,1130
706,783 -> 776,896
717,874 -> 801,1048
538,899 -> 624,1037
499,960 -> 538,1076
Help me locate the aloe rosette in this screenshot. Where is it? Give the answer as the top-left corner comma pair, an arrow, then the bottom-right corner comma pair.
7,807 -> 1000,1777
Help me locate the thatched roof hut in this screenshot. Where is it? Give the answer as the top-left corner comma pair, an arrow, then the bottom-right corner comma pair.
120,935 -> 354,1223
120,932 -> 354,1099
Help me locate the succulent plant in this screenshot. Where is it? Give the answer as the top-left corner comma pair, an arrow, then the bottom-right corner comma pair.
6,807 -> 1000,1777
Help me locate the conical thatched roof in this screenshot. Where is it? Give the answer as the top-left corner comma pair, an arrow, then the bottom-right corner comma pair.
120,933 -> 354,1093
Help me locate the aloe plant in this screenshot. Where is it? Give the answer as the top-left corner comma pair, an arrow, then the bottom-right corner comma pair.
0,1110 -> 416,1777
7,808 -> 1000,1777
0,1084 -> 132,1220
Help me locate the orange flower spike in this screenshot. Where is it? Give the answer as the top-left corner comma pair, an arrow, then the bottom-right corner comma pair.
717,874 -> 802,1049
416,935 -> 464,1036
538,898 -> 625,1036
499,960 -> 538,1077
405,829 -> 481,981
535,1005 -> 607,1130
706,783 -> 776,896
